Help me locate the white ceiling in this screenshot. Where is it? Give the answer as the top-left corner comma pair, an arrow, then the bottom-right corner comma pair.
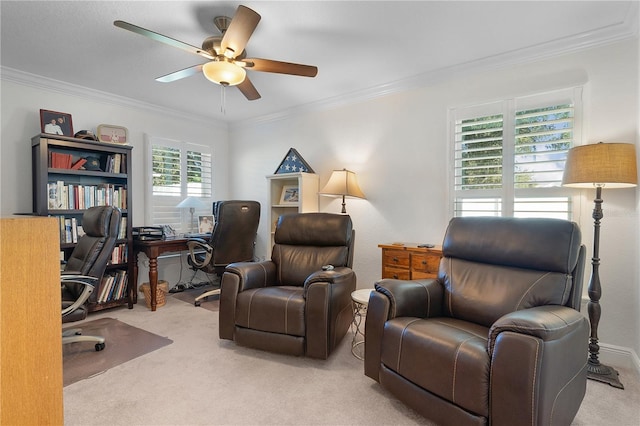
1,1 -> 638,124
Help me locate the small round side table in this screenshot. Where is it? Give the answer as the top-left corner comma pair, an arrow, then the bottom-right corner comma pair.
351,289 -> 373,360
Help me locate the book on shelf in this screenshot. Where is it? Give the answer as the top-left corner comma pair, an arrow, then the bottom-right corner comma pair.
97,270 -> 128,303
47,181 -> 127,210
70,158 -> 87,170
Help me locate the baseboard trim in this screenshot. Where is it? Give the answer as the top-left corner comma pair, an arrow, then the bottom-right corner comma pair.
598,343 -> 640,377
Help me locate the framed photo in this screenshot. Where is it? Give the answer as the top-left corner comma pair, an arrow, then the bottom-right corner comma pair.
97,124 -> 128,144
40,109 -> 73,137
279,185 -> 299,204
198,215 -> 214,234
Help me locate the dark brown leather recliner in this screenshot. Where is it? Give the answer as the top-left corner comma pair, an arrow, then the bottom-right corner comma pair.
219,213 -> 356,359
365,217 -> 589,426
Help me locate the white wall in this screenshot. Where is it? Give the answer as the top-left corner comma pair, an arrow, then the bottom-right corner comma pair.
1,37 -> 638,370
229,38 -> 640,369
0,72 -> 229,289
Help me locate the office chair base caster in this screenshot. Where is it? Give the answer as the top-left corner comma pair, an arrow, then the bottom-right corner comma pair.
194,288 -> 220,307
95,342 -> 105,351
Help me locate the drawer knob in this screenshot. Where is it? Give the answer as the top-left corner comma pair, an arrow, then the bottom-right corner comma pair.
393,274 -> 399,279
392,257 -> 399,262
422,260 -> 427,265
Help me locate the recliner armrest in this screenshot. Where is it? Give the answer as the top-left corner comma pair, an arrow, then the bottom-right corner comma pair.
374,278 -> 443,319
224,260 -> 277,292
303,266 -> 354,293
488,305 -> 587,354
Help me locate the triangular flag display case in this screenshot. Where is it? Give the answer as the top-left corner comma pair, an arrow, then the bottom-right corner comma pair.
274,148 -> 315,174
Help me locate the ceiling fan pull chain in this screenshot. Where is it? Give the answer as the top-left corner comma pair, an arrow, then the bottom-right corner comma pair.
220,84 -> 226,114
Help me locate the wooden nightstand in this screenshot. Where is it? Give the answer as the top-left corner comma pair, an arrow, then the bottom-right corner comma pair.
378,243 -> 443,280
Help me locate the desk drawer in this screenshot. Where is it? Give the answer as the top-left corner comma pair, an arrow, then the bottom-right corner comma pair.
411,253 -> 440,274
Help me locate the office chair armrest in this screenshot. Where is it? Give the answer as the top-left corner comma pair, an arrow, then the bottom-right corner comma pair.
61,275 -> 98,317
186,239 -> 213,268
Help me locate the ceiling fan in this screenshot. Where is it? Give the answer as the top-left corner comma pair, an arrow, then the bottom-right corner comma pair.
114,5 -> 318,101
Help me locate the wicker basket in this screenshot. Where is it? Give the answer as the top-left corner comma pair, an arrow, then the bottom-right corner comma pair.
139,280 -> 169,309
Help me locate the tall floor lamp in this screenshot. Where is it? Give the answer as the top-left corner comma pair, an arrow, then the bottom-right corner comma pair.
319,169 -> 366,214
562,142 -> 638,389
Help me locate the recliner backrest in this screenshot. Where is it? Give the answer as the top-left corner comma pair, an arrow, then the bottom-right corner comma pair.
209,200 -> 260,266
272,213 -> 353,286
439,216 -> 582,327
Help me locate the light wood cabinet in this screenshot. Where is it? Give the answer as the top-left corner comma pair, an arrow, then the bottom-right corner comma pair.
266,172 -> 319,255
1,216 -> 63,424
379,243 -> 443,280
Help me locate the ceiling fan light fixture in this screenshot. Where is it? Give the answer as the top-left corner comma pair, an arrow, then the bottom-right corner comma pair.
202,60 -> 246,86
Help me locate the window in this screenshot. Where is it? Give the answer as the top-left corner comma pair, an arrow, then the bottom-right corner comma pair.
451,87 -> 582,219
145,136 -> 213,231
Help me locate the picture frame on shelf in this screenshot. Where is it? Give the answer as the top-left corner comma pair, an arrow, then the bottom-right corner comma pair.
198,215 -> 214,234
97,124 -> 128,144
40,109 -> 73,137
279,185 -> 299,204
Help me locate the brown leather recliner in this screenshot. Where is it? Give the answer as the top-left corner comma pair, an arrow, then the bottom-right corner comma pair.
365,217 -> 589,426
219,213 -> 356,359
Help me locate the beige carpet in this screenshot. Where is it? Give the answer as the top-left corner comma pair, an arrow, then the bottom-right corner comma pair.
62,317 -> 173,387
63,297 -> 640,425
170,285 -> 220,311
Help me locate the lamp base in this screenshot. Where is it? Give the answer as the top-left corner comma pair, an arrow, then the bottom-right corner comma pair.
587,361 -> 624,389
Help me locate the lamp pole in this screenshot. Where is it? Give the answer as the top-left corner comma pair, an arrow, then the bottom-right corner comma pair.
586,185 -> 623,389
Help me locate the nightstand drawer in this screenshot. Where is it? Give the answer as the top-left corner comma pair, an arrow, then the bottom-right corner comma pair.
411,253 -> 440,274
383,267 -> 411,280
383,250 -> 410,268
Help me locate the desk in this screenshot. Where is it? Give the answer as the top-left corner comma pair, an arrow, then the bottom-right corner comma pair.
133,238 -> 190,311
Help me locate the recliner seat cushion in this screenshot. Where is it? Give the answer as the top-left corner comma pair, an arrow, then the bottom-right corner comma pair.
440,258 -> 572,327
235,286 -> 305,336
381,317 -> 490,418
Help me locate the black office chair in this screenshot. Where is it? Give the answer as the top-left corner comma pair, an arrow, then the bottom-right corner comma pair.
184,200 -> 260,306
62,206 -> 121,351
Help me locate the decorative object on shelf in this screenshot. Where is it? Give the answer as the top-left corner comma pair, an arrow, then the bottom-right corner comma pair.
198,215 -> 214,234
40,109 -> 73,137
562,141 -> 638,390
275,148 -> 314,174
320,168 -> 366,214
73,130 -> 99,141
97,124 -> 128,144
176,196 -> 206,233
279,185 -> 299,204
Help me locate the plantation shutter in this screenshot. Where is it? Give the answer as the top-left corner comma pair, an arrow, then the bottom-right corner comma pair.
451,87 -> 581,219
146,136 -> 213,231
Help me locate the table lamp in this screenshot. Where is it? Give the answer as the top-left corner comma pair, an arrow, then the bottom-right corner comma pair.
319,169 -> 366,214
176,196 -> 206,234
562,142 -> 638,389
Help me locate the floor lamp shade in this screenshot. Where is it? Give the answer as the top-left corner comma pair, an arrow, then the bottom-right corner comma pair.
562,142 -> 637,389
320,169 -> 365,214
562,142 -> 637,188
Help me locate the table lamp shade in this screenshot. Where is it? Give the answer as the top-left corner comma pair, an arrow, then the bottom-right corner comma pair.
562,142 -> 638,188
320,169 -> 366,199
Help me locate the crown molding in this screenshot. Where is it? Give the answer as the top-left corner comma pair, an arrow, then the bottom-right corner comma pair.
2,2 -> 637,133
0,66 -> 228,131
231,3 -> 638,130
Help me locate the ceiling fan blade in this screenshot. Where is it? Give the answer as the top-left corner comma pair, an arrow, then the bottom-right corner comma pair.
244,58 -> 318,77
114,20 -> 214,60
156,64 -> 204,83
220,6 -> 261,57
237,76 -> 261,101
